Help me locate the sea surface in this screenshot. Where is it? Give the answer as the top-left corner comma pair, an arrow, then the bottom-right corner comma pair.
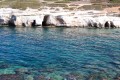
0,27 -> 120,80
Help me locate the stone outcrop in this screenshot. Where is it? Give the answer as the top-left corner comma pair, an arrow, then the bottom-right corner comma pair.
0,8 -> 120,28
42,15 -> 57,27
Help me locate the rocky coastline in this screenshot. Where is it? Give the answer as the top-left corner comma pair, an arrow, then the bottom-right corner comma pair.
0,7 -> 120,28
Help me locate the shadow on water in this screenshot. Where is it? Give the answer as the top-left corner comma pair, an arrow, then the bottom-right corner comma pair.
41,27 -> 65,33
42,27 -> 50,32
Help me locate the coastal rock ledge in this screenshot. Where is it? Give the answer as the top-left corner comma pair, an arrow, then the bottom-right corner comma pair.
0,8 -> 120,28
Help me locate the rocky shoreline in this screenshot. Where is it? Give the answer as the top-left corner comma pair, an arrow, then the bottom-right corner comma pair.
0,7 -> 120,28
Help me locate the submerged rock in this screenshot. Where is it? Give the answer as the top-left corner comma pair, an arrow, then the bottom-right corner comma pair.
24,75 -> 34,80
0,63 -> 10,69
47,73 -> 63,80
114,73 -> 120,80
34,75 -> 46,80
0,74 -> 23,80
64,72 -> 84,80
87,72 -> 110,80
15,68 -> 30,75
39,68 -> 55,73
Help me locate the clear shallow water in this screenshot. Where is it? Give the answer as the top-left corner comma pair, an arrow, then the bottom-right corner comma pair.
0,27 -> 120,79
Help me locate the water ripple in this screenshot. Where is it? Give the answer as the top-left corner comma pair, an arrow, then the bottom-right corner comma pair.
0,27 -> 120,79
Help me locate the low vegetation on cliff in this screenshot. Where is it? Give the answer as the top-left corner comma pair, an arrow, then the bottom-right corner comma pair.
0,0 -> 120,9
0,0 -> 40,9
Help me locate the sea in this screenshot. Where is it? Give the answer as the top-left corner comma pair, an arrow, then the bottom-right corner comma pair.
0,27 -> 120,80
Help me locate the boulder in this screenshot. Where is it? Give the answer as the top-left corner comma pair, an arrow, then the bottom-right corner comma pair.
8,15 -> 16,27
31,20 -> 36,27
42,15 -> 57,27
56,16 -> 66,27
110,21 -> 116,28
104,21 -> 110,28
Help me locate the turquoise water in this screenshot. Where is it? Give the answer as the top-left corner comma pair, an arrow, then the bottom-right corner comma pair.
0,27 -> 120,79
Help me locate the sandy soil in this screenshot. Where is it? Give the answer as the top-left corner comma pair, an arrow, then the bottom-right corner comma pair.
39,0 -> 120,14
103,6 -> 120,13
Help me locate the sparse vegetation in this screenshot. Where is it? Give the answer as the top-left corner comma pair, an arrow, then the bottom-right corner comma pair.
55,1 -> 70,3
47,3 -> 68,7
109,0 -> 120,3
44,0 -> 58,1
0,0 -> 120,10
0,0 -> 41,9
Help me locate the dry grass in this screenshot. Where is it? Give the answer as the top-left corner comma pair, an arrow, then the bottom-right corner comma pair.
47,3 -> 68,7
0,0 -> 41,9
